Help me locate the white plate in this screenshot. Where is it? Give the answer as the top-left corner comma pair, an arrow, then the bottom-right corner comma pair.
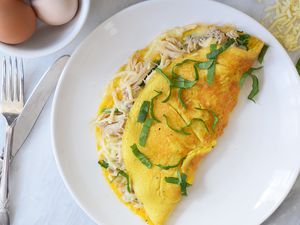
51,1 -> 300,225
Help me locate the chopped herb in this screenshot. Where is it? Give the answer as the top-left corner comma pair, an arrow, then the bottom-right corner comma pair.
239,67 -> 263,87
248,74 -> 259,102
164,115 -> 209,135
172,76 -> 197,89
98,160 -> 109,169
163,114 -> 191,135
139,118 -> 154,147
162,87 -> 172,103
164,171 -> 191,196
165,177 -> 179,184
198,60 -> 214,69
210,43 -> 217,51
155,68 -> 173,102
156,61 -> 199,104
195,107 -> 219,132
137,101 -> 150,123
131,144 -> 152,168
101,108 -> 119,114
113,169 -> 131,193
236,34 -> 250,50
185,118 -> 209,133
239,67 -> 262,102
206,60 -> 216,85
210,110 -> 219,131
178,88 -> 186,108
150,90 -> 162,122
155,68 -> 172,85
207,39 -> 235,59
177,171 -> 189,196
258,44 -> 269,63
296,58 -> 300,76
172,59 -> 200,81
156,157 -> 186,170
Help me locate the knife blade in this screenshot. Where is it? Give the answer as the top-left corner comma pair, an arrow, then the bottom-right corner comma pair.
0,55 -> 70,162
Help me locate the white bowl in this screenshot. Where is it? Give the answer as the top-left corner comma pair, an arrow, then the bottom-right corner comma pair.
0,0 -> 90,58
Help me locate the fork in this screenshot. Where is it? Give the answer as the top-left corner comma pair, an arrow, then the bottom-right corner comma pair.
0,57 -> 24,225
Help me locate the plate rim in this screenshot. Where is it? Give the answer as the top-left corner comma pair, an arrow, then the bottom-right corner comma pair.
51,0 -> 300,224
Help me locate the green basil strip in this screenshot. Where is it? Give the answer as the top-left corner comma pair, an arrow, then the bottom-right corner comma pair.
239,67 -> 263,87
186,118 -> 209,133
98,160 -> 109,169
239,71 -> 251,87
139,118 -> 154,147
207,38 -> 235,59
206,60 -> 216,85
116,170 -> 131,193
195,107 -> 219,132
163,114 -> 191,135
137,101 -> 150,123
258,44 -> 269,63
150,91 -> 162,122
296,58 -> 300,76
172,59 -> 200,81
172,76 -> 197,89
248,74 -> 259,102
210,110 -> 219,131
101,108 -> 119,114
210,43 -> 217,51
178,88 -> 186,108
164,171 -> 190,196
177,171 -> 189,196
156,157 -> 186,170
236,34 -> 250,50
155,68 -> 172,85
198,60 -> 214,69
162,87 -> 172,103
165,177 -> 179,184
131,144 -> 152,168
155,68 -> 173,102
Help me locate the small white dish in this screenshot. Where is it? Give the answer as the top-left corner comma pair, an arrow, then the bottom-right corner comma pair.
0,0 -> 90,58
51,0 -> 300,225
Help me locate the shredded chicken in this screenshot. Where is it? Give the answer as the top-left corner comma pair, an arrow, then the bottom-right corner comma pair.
157,37 -> 185,67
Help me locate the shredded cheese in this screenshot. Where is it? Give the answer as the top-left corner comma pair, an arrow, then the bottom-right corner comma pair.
261,0 -> 300,51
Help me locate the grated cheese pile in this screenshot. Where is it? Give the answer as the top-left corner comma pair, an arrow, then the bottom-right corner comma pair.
261,0 -> 300,51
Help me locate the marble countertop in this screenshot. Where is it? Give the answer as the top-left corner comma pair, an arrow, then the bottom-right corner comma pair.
0,0 -> 299,224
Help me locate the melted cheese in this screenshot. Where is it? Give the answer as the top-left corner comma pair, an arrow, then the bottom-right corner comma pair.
261,0 -> 300,51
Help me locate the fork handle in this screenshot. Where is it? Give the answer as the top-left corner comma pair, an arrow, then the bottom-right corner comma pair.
0,124 -> 14,225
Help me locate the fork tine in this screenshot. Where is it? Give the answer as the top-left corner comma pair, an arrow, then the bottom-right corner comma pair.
1,57 -> 6,101
13,57 -> 18,102
18,58 -> 24,105
6,57 -> 13,102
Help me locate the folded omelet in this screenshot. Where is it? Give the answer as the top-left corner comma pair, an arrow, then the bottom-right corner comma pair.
95,23 -> 265,225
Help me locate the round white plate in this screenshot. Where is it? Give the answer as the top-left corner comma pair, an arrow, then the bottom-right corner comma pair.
51,1 -> 300,225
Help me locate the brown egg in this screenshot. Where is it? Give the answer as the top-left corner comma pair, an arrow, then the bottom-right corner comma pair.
0,0 -> 36,44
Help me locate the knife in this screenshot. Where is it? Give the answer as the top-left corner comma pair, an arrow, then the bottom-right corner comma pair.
0,55 -> 70,165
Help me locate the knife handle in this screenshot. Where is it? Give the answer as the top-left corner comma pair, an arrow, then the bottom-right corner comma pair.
0,125 -> 13,225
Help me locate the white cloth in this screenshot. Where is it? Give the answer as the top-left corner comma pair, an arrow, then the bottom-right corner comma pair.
0,0 -> 299,224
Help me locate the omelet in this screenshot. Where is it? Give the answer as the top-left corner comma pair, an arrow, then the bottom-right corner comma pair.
95,23 -> 265,225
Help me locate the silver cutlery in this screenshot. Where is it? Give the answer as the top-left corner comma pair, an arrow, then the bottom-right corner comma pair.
0,57 -> 25,225
0,55 -> 70,173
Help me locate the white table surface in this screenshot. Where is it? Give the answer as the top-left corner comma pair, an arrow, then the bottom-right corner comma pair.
0,0 -> 299,224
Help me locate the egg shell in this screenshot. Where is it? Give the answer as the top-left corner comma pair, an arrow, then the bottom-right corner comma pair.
0,0 -> 36,44
32,0 -> 79,26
